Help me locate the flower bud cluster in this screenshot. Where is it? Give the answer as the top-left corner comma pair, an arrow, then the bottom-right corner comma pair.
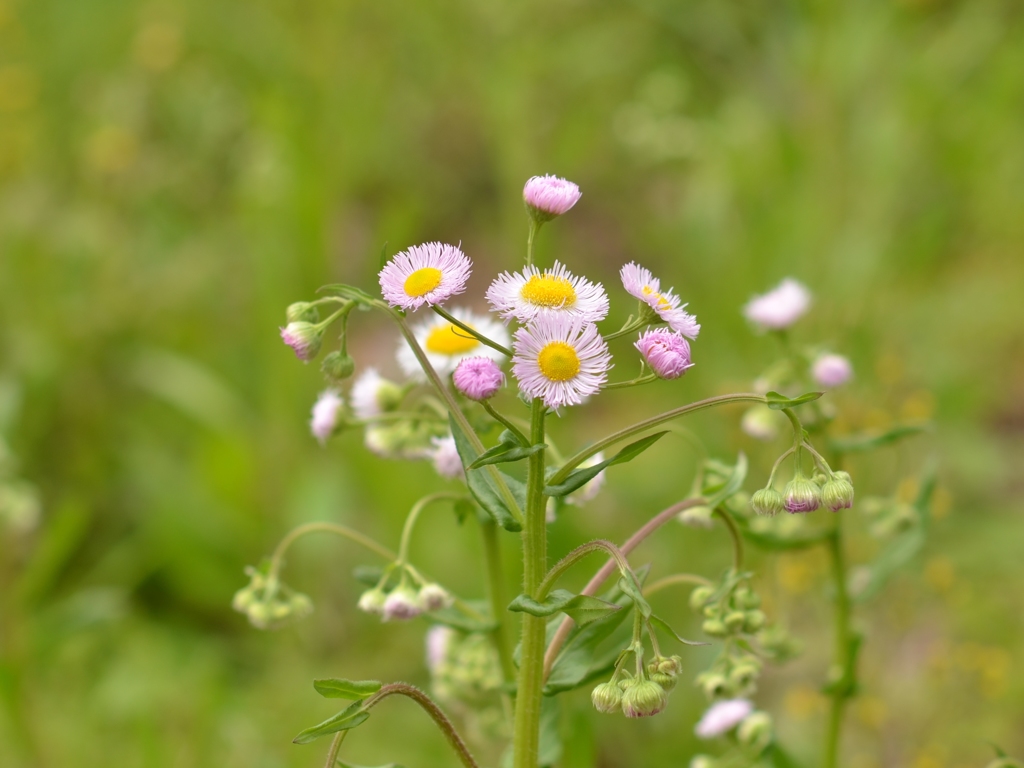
591,653 -> 683,719
357,572 -> 454,623
232,566 -> 314,630
751,465 -> 854,516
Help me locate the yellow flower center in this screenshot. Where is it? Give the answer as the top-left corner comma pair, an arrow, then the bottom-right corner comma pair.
425,322 -> 480,356
537,341 -> 580,382
520,274 -> 576,308
642,285 -> 671,309
404,267 -> 443,297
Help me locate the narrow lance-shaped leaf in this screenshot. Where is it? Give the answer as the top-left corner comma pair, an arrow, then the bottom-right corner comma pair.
469,442 -> 545,469
764,390 -> 823,411
545,432 -> 669,497
648,613 -> 709,647
449,415 -> 524,532
313,678 -> 382,700
508,589 -> 621,626
292,701 -> 370,744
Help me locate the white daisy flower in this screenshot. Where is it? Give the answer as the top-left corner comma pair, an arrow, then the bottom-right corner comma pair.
378,242 -> 472,311
397,308 -> 509,379
309,389 -> 343,445
620,262 -> 700,339
512,316 -> 612,409
743,278 -> 811,330
486,261 -> 609,324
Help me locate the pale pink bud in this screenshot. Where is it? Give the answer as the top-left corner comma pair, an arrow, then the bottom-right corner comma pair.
453,357 -> 504,401
280,321 -> 323,361
382,586 -> 423,621
694,698 -> 754,739
812,353 -> 853,388
743,279 -> 811,331
523,175 -> 581,221
635,329 -> 694,379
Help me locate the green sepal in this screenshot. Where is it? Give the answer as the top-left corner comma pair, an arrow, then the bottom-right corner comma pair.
508,589 -> 621,626
648,613 -> 708,646
545,432 -> 668,497
449,415 -> 524,532
764,391 -> 823,410
313,679 -> 382,700
292,701 -> 370,744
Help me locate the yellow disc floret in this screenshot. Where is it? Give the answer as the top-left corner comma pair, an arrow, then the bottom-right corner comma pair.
537,342 -> 581,381
642,285 -> 671,309
521,274 -> 577,308
404,267 -> 443,297
426,323 -> 480,355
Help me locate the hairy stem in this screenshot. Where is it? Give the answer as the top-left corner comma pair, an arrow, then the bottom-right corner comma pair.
823,516 -> 854,768
643,573 -> 714,598
548,394 -> 766,487
269,522 -> 396,583
432,306 -> 513,357
537,539 -> 635,599
543,497 -> 706,679
512,399 -> 547,768
323,730 -> 348,768
713,506 -> 744,571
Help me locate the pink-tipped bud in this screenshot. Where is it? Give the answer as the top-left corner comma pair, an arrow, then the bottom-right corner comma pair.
382,586 -> 423,621
812,353 -> 853,388
280,321 -> 323,361
523,175 -> 581,222
634,329 -> 694,380
783,475 -> 821,513
821,471 -> 855,511
453,357 -> 505,401
621,679 -> 668,718
418,583 -> 454,612
310,389 -> 344,445
694,698 -> 754,739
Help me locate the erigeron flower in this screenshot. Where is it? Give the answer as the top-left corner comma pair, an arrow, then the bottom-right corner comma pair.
429,434 -> 465,480
620,262 -> 700,339
280,321 -> 323,361
378,242 -> 472,311
621,679 -> 668,718
635,328 -> 694,379
452,357 -> 504,401
523,175 -> 581,221
512,316 -> 612,409
350,368 -> 403,421
382,585 -> 423,621
783,473 -> 821,513
812,353 -> 853,388
486,261 -> 609,324
743,278 -> 811,331
398,308 -> 510,379
694,698 -> 754,739
310,389 -> 344,445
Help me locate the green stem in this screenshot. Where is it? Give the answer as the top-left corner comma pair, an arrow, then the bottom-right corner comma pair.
603,373 -> 658,390
548,393 -> 766,487
432,306 -> 513,357
482,400 -> 531,446
526,218 -> 541,267
537,539 -> 635,600
512,399 -> 547,768
480,519 -> 517,687
643,573 -> 713,598
823,516 -> 854,768
713,506 -> 744,571
361,683 -> 479,768
323,730 -> 349,768
268,523 -> 396,583
396,493 -> 468,564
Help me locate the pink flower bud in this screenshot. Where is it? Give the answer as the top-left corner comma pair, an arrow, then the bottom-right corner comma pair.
280,321 -> 323,361
453,357 -> 505,401
694,698 -> 754,739
523,175 -> 581,221
635,329 -> 694,379
812,353 -> 853,388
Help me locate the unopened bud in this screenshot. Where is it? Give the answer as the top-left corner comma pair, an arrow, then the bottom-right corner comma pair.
321,350 -> 356,381
822,472 -> 855,512
382,585 -> 423,621
744,610 -> 766,633
697,671 -> 731,699
286,301 -> 320,324
650,672 -> 677,691
737,711 -> 773,749
658,655 -> 683,676
418,583 -> 454,612
590,682 -> 623,714
231,586 -> 256,613
702,618 -> 728,638
724,611 -> 747,632
728,662 -> 760,692
621,679 -> 668,718
280,321 -> 323,361
741,405 -> 780,442
357,588 -> 387,615
733,587 -> 761,610
750,487 -> 785,517
689,586 -> 714,612
783,474 -> 821,513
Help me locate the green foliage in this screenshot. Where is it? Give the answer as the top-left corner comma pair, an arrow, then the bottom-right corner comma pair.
545,432 -> 668,497
313,679 -> 383,700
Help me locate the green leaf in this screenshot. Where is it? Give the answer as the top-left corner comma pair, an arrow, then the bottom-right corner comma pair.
449,415 -> 524,532
616,576 -> 652,619
764,390 -> 824,410
313,679 -> 382,700
648,613 -> 708,646
545,432 -> 669,497
829,423 -> 929,453
508,589 -> 621,626
293,701 -> 370,744
424,602 -> 497,633
545,609 -> 633,695
703,452 -> 748,509
469,442 -> 545,469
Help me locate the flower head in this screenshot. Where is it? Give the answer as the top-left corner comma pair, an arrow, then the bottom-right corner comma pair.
812,353 -> 853,388
382,585 -> 423,621
453,357 -> 504,401
429,434 -> 464,480
635,328 -> 694,379
398,308 -> 510,379
694,698 -> 754,739
743,278 -> 811,331
750,487 -> 785,516
280,321 -> 323,361
523,175 -> 581,221
783,474 -> 821,513
512,316 -> 612,409
418,583 -> 454,612
350,368 -> 403,421
486,261 -> 609,325
378,242 -> 472,311
620,262 -> 700,339
357,587 -> 387,615
310,389 -> 344,445
621,679 -> 668,718
591,682 -> 623,714
821,471 -> 855,512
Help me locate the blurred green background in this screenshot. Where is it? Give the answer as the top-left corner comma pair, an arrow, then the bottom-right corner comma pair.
2,0 -> 1023,766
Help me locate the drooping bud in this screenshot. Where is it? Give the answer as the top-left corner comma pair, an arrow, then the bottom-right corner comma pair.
732,586 -> 761,610
696,671 -> 731,699
286,301 -> 320,324
728,660 -> 761,692
741,405 -> 781,442
452,356 -> 504,401
523,174 -> 581,223
650,672 -> 677,691
310,389 -> 344,445
694,698 -> 754,739
382,585 -> 423,621
750,487 -> 785,516
743,610 -> 766,633
737,711 -> 773,750
351,368 -> 404,420
280,321 -> 323,361
321,350 -> 356,381
702,618 -> 728,638
821,471 -> 855,512
724,611 -> 747,632
590,681 -> 623,714
689,586 -> 714,612
783,474 -> 821,513
634,328 -> 694,380
621,679 -> 668,718
812,353 -> 853,388
658,655 -> 684,677
357,587 -> 387,615
418,583 -> 454,612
